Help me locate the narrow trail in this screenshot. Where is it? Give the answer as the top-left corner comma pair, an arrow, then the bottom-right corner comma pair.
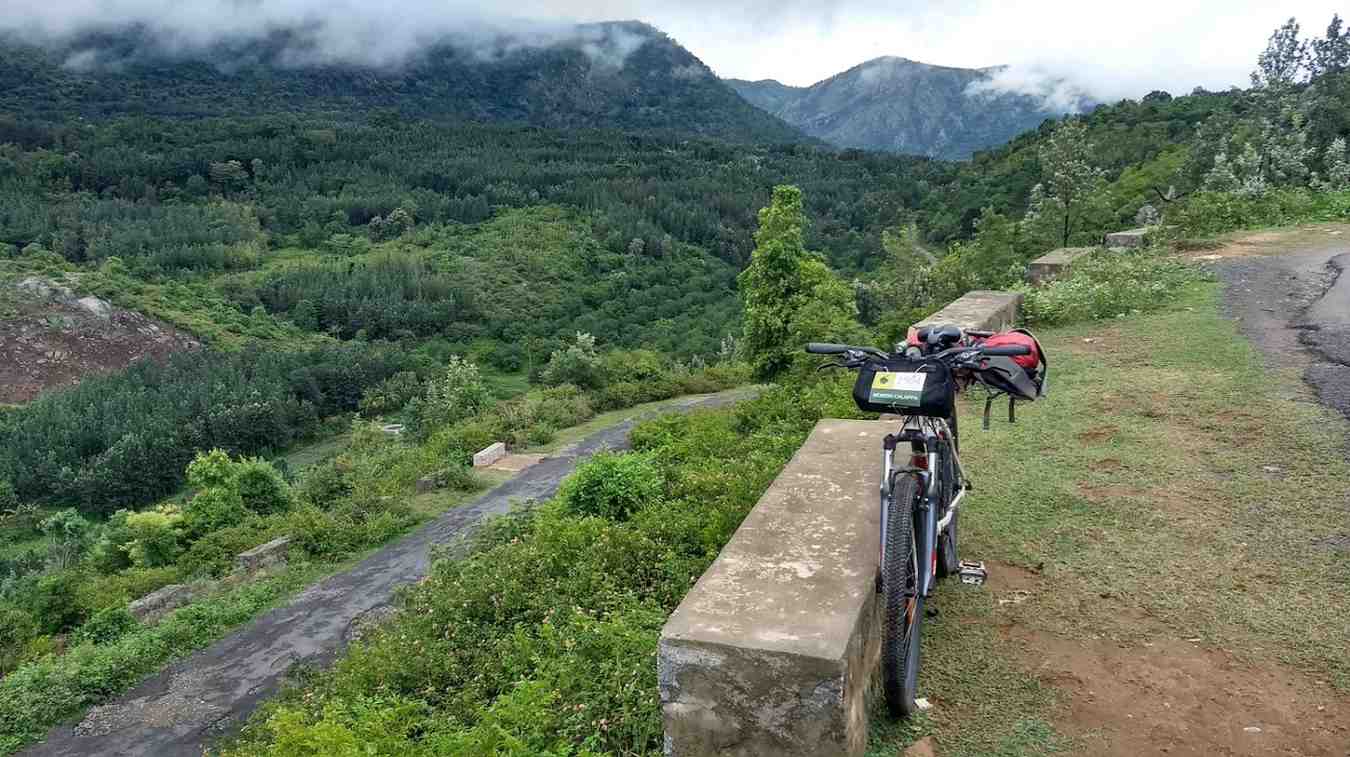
23,389 -> 756,757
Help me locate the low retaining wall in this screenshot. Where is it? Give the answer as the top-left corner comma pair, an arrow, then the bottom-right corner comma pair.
659,420 -> 884,756
1105,227 -> 1150,248
473,442 -> 507,468
1028,247 -> 1094,285
912,289 -> 1023,334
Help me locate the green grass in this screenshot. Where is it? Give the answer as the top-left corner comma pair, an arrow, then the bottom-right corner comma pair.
522,386 -> 763,455
871,281 -> 1350,754
480,368 -> 531,400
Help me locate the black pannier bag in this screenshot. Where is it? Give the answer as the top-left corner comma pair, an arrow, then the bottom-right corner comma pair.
853,358 -> 956,417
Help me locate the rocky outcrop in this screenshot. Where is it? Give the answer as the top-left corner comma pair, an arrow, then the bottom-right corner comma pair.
2,276 -> 200,403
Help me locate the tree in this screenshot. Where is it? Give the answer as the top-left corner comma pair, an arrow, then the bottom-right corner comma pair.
1252,18 -> 1307,92
1032,121 -> 1105,247
738,185 -> 859,380
1310,14 -> 1350,78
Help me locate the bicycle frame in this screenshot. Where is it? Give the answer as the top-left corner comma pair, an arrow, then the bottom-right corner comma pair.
879,416 -> 967,598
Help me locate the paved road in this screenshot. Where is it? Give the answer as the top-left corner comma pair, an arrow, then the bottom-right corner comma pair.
1213,230 -> 1350,420
23,389 -> 755,757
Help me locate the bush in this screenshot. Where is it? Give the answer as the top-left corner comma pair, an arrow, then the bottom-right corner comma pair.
122,506 -> 185,568
0,606 -> 38,673
1020,251 -> 1208,326
557,452 -> 665,522
26,569 -> 87,634
358,371 -> 422,418
407,357 -> 492,439
233,459 -> 293,515
184,489 -> 250,539
540,332 -> 607,390
295,458 -> 353,509
78,606 -> 137,645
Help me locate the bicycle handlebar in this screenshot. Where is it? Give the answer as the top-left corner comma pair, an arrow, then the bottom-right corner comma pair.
805,342 -> 889,358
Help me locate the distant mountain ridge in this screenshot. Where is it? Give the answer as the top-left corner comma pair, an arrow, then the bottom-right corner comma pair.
728,56 -> 1092,159
0,21 -> 804,144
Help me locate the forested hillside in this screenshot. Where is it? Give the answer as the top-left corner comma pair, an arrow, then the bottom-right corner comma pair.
0,22 -> 803,144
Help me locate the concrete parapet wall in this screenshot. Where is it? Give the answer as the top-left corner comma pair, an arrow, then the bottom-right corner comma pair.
1105,227 -> 1151,248
659,420 -> 885,756
473,442 -> 507,468
1028,247 -> 1094,285
236,535 -> 292,574
912,289 -> 1023,334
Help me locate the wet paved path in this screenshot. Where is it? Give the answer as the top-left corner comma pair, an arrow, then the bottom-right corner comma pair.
1212,227 -> 1350,420
23,389 -> 755,757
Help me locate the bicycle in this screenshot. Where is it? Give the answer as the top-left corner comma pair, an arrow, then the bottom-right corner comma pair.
806,323 -> 1045,718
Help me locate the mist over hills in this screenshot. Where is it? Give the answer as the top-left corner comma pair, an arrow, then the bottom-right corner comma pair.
728,56 -> 1095,159
0,21 -> 804,144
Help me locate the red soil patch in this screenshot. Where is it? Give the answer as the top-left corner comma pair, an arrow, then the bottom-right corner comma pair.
1,277 -> 200,403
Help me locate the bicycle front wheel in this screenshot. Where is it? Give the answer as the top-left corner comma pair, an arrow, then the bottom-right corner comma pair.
882,471 -> 924,718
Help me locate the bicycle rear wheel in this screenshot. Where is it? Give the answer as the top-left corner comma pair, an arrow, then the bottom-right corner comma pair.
882,471 -> 924,718
936,434 -> 961,578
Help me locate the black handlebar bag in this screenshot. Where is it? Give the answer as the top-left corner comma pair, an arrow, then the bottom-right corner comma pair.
853,359 -> 956,417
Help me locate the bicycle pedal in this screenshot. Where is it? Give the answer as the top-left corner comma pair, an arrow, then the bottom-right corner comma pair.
958,560 -> 988,586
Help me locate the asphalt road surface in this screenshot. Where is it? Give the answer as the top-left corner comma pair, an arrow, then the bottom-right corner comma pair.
22,388 -> 756,757
1212,230 -> 1350,421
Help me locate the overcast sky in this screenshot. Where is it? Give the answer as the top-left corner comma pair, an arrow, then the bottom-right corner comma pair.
5,0 -> 1347,101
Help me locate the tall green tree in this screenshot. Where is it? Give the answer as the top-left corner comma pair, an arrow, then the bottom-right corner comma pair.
1028,120 -> 1106,247
738,185 -> 859,380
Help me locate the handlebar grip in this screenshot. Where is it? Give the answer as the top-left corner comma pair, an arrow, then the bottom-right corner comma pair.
982,345 -> 1031,357
806,343 -> 852,355
966,329 -> 995,338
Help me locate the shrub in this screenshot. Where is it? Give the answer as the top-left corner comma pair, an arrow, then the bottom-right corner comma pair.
557,452 -> 665,521
407,357 -> 492,438
233,459 -> 293,515
78,606 -> 137,645
26,569 -> 87,634
184,489 -> 250,539
122,506 -> 185,568
0,478 -> 18,513
358,371 -> 422,418
296,458 -> 353,509
540,332 -> 607,390
0,606 -> 38,673
1020,251 -> 1208,326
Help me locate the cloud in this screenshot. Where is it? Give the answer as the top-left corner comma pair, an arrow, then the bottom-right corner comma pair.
966,65 -> 1094,114
2,0 -> 1347,102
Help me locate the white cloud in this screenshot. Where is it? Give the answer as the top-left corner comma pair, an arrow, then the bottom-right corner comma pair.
1,0 -> 1346,101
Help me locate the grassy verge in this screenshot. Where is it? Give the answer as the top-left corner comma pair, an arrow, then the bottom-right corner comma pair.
871,281 -> 1350,754
521,387 -> 762,455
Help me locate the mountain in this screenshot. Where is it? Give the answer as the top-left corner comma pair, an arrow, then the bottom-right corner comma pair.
0,21 -> 804,144
728,56 -> 1091,159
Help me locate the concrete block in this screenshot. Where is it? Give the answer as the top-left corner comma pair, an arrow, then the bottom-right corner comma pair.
128,583 -> 200,623
912,289 -> 1023,335
472,442 -> 507,468
1105,227 -> 1150,248
235,535 -> 292,574
415,475 -> 440,494
660,420 -> 884,756
1027,247 -> 1094,285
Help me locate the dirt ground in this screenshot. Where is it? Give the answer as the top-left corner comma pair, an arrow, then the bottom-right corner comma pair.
921,226 -> 1350,757
0,276 -> 200,404
985,563 -> 1350,757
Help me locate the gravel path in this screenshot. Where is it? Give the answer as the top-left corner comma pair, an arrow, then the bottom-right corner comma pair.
22,388 -> 757,757
1211,227 -> 1350,419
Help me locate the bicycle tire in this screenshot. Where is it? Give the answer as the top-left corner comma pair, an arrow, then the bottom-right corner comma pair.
936,435 -> 961,578
882,471 -> 924,718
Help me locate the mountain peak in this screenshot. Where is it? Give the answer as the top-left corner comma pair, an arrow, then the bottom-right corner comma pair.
727,57 -> 1082,158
